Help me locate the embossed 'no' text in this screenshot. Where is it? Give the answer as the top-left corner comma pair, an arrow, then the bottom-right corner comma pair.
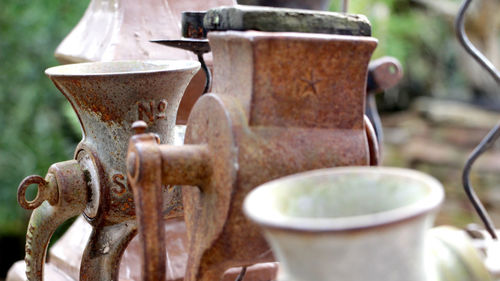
137,99 -> 168,123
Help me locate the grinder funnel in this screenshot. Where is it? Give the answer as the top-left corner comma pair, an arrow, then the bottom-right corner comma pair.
46,60 -> 199,223
16,60 -> 199,281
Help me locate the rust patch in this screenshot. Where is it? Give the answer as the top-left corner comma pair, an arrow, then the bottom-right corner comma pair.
128,31 -> 382,281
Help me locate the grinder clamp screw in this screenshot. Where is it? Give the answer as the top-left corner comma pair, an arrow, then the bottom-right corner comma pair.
17,173 -> 58,210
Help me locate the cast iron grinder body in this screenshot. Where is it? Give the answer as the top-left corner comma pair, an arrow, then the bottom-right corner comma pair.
128,28 -> 379,281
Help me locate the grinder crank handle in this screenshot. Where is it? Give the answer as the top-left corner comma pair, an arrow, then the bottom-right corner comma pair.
17,160 -> 88,281
364,115 -> 380,166
127,121 -> 164,281
366,57 -> 403,146
127,121 -> 211,281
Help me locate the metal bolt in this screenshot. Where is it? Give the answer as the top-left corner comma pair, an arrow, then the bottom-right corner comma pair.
132,120 -> 148,135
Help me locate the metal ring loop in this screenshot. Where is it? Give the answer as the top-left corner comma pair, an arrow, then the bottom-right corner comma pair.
17,175 -> 47,210
456,0 -> 500,240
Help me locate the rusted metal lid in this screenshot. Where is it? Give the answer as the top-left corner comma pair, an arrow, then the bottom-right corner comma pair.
204,5 -> 371,36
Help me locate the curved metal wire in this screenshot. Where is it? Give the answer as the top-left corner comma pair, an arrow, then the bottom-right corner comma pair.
198,53 -> 212,94
234,266 -> 247,281
462,123 -> 500,239
455,0 -> 500,84
342,0 -> 349,13
456,0 -> 500,240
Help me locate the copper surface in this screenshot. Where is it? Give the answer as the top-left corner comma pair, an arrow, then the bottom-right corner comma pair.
54,0 -> 235,125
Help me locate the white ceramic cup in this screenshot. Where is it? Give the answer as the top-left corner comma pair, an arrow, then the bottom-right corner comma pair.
244,167 -> 444,281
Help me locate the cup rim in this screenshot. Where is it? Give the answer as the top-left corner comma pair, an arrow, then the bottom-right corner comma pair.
243,167 -> 444,233
45,60 -> 201,77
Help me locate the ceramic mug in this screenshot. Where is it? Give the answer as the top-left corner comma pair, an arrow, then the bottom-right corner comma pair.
244,167 -> 444,281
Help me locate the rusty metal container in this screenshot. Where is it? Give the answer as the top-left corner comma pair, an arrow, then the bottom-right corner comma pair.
8,60 -> 199,281
127,6 -> 381,281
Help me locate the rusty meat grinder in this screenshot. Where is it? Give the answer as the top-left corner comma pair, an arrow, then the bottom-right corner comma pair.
15,60 -> 200,281
127,6 -> 391,281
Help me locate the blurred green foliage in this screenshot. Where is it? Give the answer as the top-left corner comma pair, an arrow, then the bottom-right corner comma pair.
332,0 -> 471,110
0,0 -> 87,237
